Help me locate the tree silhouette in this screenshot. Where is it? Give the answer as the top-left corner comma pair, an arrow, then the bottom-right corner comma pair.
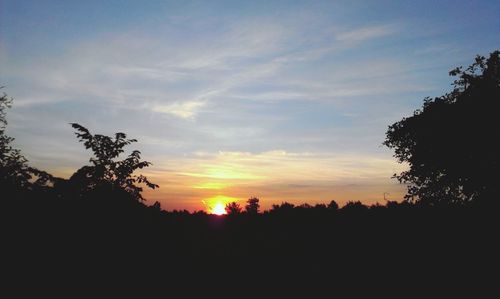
225,202 -> 242,215
245,197 -> 260,214
68,123 -> 158,201
327,200 -> 339,211
314,203 -> 327,209
341,201 -> 368,214
0,90 -> 53,192
342,201 -> 368,209
270,202 -> 295,213
384,50 -> 500,205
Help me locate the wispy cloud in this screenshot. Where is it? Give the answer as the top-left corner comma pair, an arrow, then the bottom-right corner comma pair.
152,101 -> 206,119
335,24 -> 396,44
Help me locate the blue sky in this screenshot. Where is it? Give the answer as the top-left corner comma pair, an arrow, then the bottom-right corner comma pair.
1,0 -> 499,211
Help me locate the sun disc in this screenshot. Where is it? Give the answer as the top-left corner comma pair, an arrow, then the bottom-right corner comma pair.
212,202 -> 226,215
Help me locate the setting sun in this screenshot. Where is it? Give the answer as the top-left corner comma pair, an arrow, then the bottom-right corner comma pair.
212,202 -> 226,215
203,195 -> 239,215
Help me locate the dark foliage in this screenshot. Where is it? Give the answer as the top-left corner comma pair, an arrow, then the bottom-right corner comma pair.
0,90 -> 54,193
385,51 -> 500,205
225,201 -> 242,215
341,200 -> 369,213
327,199 -> 339,210
64,123 -> 158,201
245,197 -> 260,214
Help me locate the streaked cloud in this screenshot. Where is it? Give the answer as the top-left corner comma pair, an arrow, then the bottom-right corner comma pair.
141,149 -> 408,210
2,0 -> 498,211
152,101 -> 206,119
335,24 -> 396,44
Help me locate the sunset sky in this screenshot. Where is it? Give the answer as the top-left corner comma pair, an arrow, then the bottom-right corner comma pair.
1,0 -> 499,211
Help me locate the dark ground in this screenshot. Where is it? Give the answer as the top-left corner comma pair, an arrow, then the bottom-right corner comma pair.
2,191 -> 498,296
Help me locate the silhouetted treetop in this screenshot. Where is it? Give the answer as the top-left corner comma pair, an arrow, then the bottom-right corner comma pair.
245,197 -> 260,214
328,200 -> 339,211
71,123 -> 138,165
384,50 -> 500,205
270,202 -> 295,213
68,123 -> 158,201
341,201 -> 368,213
225,202 -> 242,215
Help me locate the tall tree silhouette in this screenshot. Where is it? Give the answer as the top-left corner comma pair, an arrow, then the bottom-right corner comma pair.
245,197 -> 260,214
0,90 -> 53,192
68,123 -> 158,201
384,51 -> 500,205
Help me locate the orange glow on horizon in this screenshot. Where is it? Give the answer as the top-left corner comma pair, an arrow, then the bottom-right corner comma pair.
203,195 -> 239,215
140,151 -> 408,211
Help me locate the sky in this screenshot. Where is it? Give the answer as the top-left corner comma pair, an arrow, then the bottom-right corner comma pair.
1,0 -> 499,212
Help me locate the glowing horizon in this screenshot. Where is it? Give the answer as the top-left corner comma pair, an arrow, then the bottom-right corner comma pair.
203,195 -> 239,215
1,0 -> 498,212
